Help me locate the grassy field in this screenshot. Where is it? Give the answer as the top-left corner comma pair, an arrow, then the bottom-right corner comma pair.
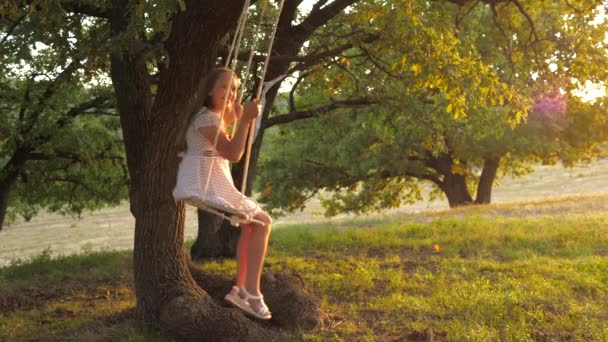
2,158 -> 608,267
1,199 -> 607,341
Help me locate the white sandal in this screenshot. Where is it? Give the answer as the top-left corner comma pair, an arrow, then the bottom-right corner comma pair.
226,286 -> 272,320
224,286 -> 247,308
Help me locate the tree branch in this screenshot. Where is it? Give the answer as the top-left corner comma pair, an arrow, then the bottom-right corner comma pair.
21,0 -> 110,19
288,71 -> 311,113
293,0 -> 359,37
18,74 -> 36,126
454,0 -> 481,28
59,0 -> 110,19
221,35 -> 377,67
511,0 -> 540,43
47,176 -> 122,202
56,93 -> 114,129
18,60 -> 82,142
289,34 -> 379,73
263,98 -> 376,128
564,0 -> 582,13
441,0 -> 509,6
0,13 -> 27,46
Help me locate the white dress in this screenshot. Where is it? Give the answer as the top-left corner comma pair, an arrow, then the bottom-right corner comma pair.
173,107 -> 260,218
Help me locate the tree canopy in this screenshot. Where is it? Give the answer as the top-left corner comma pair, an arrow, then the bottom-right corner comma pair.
257,0 -> 608,215
0,2 -> 127,229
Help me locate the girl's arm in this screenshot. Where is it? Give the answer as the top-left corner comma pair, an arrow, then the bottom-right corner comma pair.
199,100 -> 261,162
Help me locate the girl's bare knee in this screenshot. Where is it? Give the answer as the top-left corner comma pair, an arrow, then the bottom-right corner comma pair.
257,211 -> 272,226
254,211 -> 272,235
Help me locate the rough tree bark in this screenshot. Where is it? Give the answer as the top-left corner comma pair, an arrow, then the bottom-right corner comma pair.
108,1 -> 316,339
475,156 -> 501,204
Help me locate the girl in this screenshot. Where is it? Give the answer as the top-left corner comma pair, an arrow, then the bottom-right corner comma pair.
174,67 -> 272,320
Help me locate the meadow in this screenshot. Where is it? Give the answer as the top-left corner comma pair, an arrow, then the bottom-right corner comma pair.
2,158 -> 607,267
1,160 -> 608,341
1,205 -> 607,341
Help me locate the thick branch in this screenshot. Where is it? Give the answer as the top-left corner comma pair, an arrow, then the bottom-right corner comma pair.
293,0 -> 359,37
263,98 -> 375,128
57,93 -> 114,128
289,34 -> 379,73
221,35 -> 376,66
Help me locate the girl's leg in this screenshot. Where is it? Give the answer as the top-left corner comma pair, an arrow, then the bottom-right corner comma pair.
240,211 -> 272,316
235,224 -> 253,288
243,210 -> 272,293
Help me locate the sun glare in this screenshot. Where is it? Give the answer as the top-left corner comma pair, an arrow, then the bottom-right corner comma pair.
574,80 -> 607,103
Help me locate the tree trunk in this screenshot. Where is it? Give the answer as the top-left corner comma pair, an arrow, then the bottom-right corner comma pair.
0,149 -> 30,231
475,156 -> 500,204
427,154 -> 473,208
108,1 -> 288,339
0,177 -> 16,231
190,162 -> 245,260
190,209 -> 224,259
442,172 -> 474,207
190,208 -> 241,260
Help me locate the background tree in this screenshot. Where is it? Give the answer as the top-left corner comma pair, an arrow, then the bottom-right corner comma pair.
257,0 -> 608,215
0,2 -> 126,230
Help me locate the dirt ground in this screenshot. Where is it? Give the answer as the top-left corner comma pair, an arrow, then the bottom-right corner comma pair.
1,158 -> 607,267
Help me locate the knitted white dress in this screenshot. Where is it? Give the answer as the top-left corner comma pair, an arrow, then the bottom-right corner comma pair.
173,107 -> 260,218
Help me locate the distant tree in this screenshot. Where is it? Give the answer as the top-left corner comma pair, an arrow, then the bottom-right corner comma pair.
256,0 -> 608,215
0,4 -> 126,230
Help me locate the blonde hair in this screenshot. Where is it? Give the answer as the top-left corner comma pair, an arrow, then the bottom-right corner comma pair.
176,67 -> 237,153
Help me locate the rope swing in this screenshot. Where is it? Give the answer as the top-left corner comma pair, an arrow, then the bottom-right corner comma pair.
174,0 -> 286,227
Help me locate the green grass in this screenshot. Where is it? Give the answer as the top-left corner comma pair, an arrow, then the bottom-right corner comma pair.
264,215 -> 608,341
2,212 -> 608,341
0,251 -> 164,341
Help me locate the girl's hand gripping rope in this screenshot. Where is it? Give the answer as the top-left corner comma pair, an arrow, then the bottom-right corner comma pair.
242,99 -> 262,123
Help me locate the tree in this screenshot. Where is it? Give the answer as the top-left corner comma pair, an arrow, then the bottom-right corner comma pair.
256,0 -> 608,215
107,0 -> 279,338
0,2 -> 126,230
4,0 -> 319,339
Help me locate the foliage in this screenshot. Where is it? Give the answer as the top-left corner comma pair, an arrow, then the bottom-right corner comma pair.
0,1 -> 130,224
257,0 -> 608,215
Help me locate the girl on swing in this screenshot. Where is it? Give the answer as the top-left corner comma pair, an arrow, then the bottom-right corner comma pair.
174,67 -> 272,320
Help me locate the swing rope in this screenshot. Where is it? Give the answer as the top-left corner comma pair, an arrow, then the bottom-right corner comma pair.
191,0 -> 283,226
203,0 -> 268,196
225,0 -> 250,67
240,0 -> 286,195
